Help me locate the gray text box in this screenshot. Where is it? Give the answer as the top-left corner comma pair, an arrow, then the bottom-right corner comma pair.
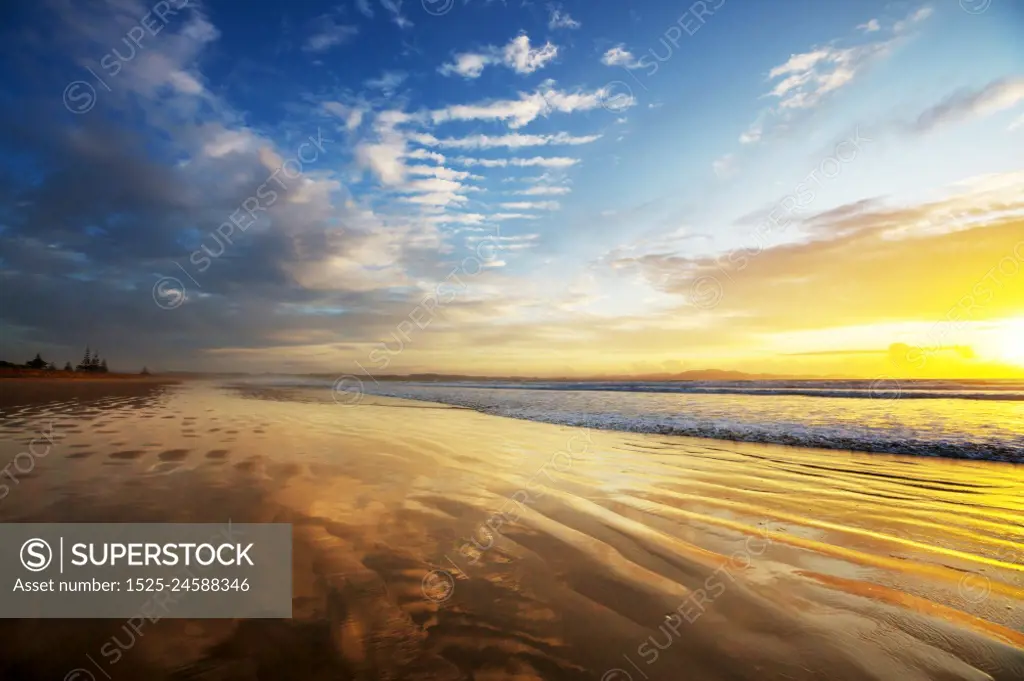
1,523 -> 292,618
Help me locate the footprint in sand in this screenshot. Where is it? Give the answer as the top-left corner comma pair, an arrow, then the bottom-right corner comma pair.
205,449 -> 230,460
108,450 -> 145,460
158,449 -> 191,462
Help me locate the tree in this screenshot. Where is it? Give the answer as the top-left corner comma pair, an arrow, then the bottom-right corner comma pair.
140,366 -> 150,375
47,362 -> 56,371
77,347 -> 92,371
64,362 -> 73,371
100,359 -> 108,373
26,353 -> 47,370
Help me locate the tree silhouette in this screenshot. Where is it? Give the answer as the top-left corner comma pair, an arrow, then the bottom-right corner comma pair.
140,366 -> 150,375
100,359 -> 108,373
64,362 -> 73,371
77,347 -> 92,371
26,353 -> 47,370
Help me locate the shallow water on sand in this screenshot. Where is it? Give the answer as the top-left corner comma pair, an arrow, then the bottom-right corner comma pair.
0,379 -> 1022,680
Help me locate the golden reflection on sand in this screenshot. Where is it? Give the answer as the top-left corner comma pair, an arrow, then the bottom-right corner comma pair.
0,379 -> 1021,680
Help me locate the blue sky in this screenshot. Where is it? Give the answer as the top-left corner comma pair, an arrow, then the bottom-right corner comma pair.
1,0 -> 1022,376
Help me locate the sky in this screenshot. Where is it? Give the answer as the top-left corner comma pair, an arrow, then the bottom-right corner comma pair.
0,0 -> 1022,379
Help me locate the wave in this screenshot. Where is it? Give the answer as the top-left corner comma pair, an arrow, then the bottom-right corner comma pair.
391,380 -> 1024,402
236,377 -> 1024,463
345,382 -> 1024,464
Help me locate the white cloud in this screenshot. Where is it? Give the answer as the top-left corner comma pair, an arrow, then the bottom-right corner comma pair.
455,156 -> 580,168
735,6 -> 933,145
712,154 -> 737,179
500,201 -> 560,210
403,192 -> 468,207
439,34 -> 558,78
764,43 -> 885,111
414,131 -> 601,149
513,185 -> 571,196
356,138 -> 406,185
379,0 -> 413,29
202,127 -> 257,158
504,35 -> 559,74
439,52 -> 493,78
407,148 -> 446,163
323,101 -> 365,130
303,16 -> 358,53
356,0 -> 374,17
431,85 -> 616,128
355,111 -> 410,185
365,71 -> 407,95
912,76 -> 1024,133
893,6 -> 932,34
548,7 -> 581,30
739,121 -> 762,144
491,213 -> 541,220
407,165 -> 479,181
857,18 -> 880,33
427,213 -> 487,225
1010,113 -> 1024,132
602,45 -> 641,69
398,178 -> 472,195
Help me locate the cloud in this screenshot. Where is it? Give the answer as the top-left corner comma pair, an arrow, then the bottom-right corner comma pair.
601,45 -> 641,69
739,121 -> 762,144
455,156 -> 580,168
735,6 -> 933,145
413,132 -> 601,149
513,186 -> 571,196
356,0 -> 374,18
1011,113 -> 1024,132
893,6 -> 933,34
608,175 -> 1024,340
304,15 -> 358,53
431,85 -> 628,128
857,19 -> 880,33
504,35 -> 559,74
323,102 -> 365,131
490,213 -> 541,220
407,165 -> 480,181
379,0 -> 413,29
439,52 -> 493,78
439,34 -> 558,78
499,201 -> 560,210
911,77 -> 1024,134
712,154 -> 737,179
365,71 -> 407,95
548,6 -> 581,30
407,148 -> 446,163
766,42 -> 889,111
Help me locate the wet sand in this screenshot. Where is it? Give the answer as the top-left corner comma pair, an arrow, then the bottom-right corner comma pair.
0,379 -> 1021,680
0,376 -> 180,410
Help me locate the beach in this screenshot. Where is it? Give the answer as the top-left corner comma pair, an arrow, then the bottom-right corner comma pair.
0,378 -> 1021,680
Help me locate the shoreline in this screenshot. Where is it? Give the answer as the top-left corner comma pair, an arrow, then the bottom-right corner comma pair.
343,388 -> 1024,465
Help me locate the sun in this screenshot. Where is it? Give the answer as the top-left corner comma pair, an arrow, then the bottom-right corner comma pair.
992,318 -> 1024,367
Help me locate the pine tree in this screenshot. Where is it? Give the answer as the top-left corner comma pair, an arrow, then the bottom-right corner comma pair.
140,366 -> 150,375
100,359 -> 108,373
78,347 -> 92,371
26,353 -> 47,370
64,362 -> 73,371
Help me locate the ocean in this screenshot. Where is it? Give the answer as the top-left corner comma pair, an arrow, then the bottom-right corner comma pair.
325,379 -> 1024,463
